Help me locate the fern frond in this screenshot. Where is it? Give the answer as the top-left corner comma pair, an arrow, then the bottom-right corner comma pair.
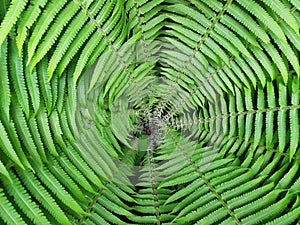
280,21 -> 300,51
0,0 -> 299,224
234,189 -> 285,219
289,77 -> 299,159
25,67 -> 40,116
270,31 -> 300,76
47,11 -> 89,78
31,161 -> 87,216
261,0 -> 299,33
59,108 -> 75,141
48,110 -> 66,149
0,189 -> 26,225
234,59 -> 257,89
56,153 -> 95,194
0,38 -> 10,120
0,159 -> 11,183
290,176 -> 300,195
164,167 -> 234,205
16,0 -> 47,54
175,199 -> 222,223
73,0 -> 127,85
11,101 -> 43,166
55,73 -> 66,113
263,41 -> 290,83
2,171 -> 51,225
64,142 -> 105,188
236,0 -> 287,42
3,116 -> 33,170
17,168 -> 73,225
107,182 -> 136,203
278,80 -> 288,153
86,215 -> 109,225
277,161 -> 298,189
36,108 -> 58,157
220,14 -> 260,47
37,57 -> 53,114
0,0 -> 27,48
92,203 -> 128,225
27,116 -> 48,163
29,1 -> 81,73
56,4 -> 107,76
226,3 -> 270,43
49,159 -> 88,202
252,88 -> 264,149
266,81 -> 276,147
265,205 -> 300,225
27,0 -> 67,64
98,194 -> 133,217
241,193 -> 293,224
0,119 -> 24,169
9,39 -> 30,118
249,45 -> 276,82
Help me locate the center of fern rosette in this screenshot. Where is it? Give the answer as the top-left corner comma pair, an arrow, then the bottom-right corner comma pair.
73,40 -> 213,186
132,109 -> 167,151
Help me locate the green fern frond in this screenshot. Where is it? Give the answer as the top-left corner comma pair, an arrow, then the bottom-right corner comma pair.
0,160 -> 11,185
0,38 -> 10,120
27,0 -> 67,65
29,2 -> 81,72
261,0 -> 299,33
0,189 -> 26,225
16,0 -> 47,54
264,206 -> 300,225
47,11 -> 90,78
9,39 -> 30,118
25,67 -> 40,116
55,1 -> 109,77
0,0 -> 27,48
36,108 -> 58,157
64,142 -> 105,188
2,171 -> 51,225
290,78 -> 299,159
11,102 -> 43,166
236,0 -> 287,43
226,3 -> 270,43
241,193 -> 293,225
32,161 -> 88,215
0,0 -> 299,224
260,41 -> 289,84
73,0 -> 127,85
17,168 -> 73,225
0,119 -> 24,170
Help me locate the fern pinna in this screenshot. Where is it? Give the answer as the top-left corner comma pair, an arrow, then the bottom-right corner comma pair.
0,0 -> 299,224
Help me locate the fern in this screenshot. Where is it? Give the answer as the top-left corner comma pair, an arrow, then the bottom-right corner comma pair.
236,0 -> 287,43
9,39 -> 30,118
0,0 -> 299,224
0,189 -> 26,225
26,0 -> 67,64
29,1 -> 81,72
0,38 -> 10,120
0,119 -> 24,170
2,171 -> 51,225
15,0 -> 47,54
0,0 -> 27,48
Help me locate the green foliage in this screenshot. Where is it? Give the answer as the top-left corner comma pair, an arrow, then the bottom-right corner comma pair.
0,0 -> 299,224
